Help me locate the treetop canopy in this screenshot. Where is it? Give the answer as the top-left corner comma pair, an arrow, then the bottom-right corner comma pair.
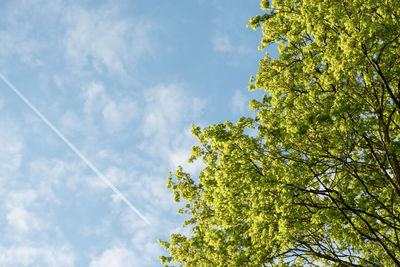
160,0 -> 400,265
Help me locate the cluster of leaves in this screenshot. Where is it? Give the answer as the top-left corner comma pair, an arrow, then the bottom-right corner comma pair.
159,0 -> 400,266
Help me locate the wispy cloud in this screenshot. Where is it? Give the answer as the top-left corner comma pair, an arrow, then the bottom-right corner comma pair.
81,81 -> 137,133
231,89 -> 249,114
102,98 -> 137,133
0,118 -> 24,179
212,33 -> 234,52
65,6 -> 154,75
4,189 -> 43,234
89,245 -> 137,267
0,24 -> 42,67
6,206 -> 40,233
0,1 -> 155,75
212,32 -> 251,55
0,0 -> 64,67
0,246 -> 74,267
141,83 -> 205,148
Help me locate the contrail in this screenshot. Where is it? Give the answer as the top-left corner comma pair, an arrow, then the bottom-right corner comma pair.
0,73 -> 150,225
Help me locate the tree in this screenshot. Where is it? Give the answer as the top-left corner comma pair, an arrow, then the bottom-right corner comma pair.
159,0 -> 400,265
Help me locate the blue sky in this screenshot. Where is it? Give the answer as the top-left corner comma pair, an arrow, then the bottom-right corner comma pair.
0,0 -> 276,266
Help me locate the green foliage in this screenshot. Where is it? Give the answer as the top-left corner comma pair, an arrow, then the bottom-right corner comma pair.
159,0 -> 400,265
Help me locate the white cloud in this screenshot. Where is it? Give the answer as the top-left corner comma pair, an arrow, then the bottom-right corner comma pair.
212,32 -> 251,56
7,207 -> 32,232
0,0 -> 64,67
28,158 -> 76,203
124,173 -> 177,213
60,110 -> 84,134
83,82 -> 108,115
0,246 -> 74,267
102,98 -> 137,133
141,83 -> 204,143
81,81 -> 137,133
0,26 -> 42,67
29,159 -> 67,182
5,208 -> 42,236
116,212 -> 165,265
212,33 -> 234,52
192,97 -> 206,115
88,166 -> 130,190
169,126 -> 204,174
142,84 -> 187,137
89,246 -> 137,267
231,89 -> 248,114
0,119 -> 24,179
4,190 -> 37,209
64,6 -> 154,75
0,1 -> 155,73
138,83 -> 207,180
3,189 -> 44,234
